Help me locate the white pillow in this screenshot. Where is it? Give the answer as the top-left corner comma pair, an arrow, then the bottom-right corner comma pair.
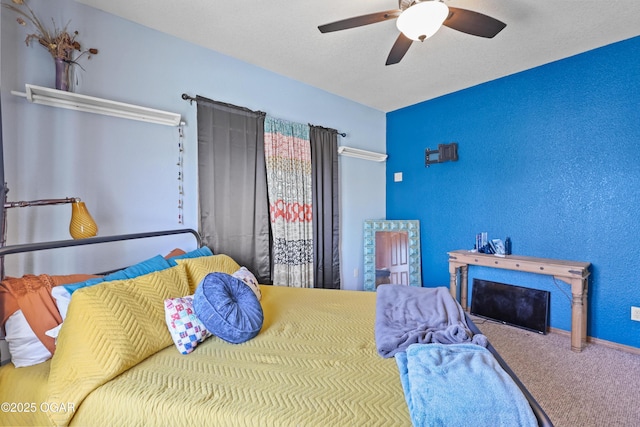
5,310 -> 52,367
46,286 -> 74,340
45,324 -> 62,342
51,286 -> 72,320
232,267 -> 262,301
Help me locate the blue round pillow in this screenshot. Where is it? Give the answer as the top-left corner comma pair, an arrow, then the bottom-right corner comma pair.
193,272 -> 263,344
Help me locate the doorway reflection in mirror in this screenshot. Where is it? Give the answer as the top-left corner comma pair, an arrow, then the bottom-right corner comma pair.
363,220 -> 421,291
375,230 -> 409,286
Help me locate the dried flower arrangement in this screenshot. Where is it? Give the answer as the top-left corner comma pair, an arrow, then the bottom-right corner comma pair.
3,0 -> 99,89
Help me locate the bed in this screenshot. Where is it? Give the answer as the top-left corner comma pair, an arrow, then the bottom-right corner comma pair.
0,229 -> 552,426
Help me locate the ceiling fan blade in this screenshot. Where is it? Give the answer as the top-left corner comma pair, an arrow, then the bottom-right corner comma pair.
386,33 -> 413,65
318,10 -> 401,33
443,7 -> 506,38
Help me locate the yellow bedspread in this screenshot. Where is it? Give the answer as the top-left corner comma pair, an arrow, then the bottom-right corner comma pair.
0,358 -> 51,426
1,285 -> 410,426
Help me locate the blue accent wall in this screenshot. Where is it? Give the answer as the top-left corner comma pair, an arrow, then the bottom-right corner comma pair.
386,36 -> 640,348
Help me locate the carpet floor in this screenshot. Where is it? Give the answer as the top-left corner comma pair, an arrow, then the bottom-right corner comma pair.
474,316 -> 640,427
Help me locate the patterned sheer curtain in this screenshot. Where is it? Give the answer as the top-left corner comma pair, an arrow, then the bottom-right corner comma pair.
264,117 -> 314,287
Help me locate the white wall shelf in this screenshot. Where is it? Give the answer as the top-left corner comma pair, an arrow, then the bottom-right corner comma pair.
11,84 -> 182,126
338,146 -> 387,162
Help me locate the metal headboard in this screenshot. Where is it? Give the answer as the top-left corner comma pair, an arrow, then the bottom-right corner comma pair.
0,228 -> 202,258
0,228 -> 202,365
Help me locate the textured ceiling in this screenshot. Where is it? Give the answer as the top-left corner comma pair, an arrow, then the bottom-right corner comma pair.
75,0 -> 640,112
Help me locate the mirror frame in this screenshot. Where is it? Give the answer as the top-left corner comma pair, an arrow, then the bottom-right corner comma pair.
363,219 -> 422,291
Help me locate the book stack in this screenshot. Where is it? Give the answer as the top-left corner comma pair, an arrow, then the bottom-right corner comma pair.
475,232 -> 488,252
475,233 -> 506,256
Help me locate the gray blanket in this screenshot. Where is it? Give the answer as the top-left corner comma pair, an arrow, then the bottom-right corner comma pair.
375,285 -> 487,358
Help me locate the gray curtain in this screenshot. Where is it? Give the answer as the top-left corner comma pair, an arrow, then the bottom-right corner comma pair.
196,96 -> 272,283
309,125 -> 340,289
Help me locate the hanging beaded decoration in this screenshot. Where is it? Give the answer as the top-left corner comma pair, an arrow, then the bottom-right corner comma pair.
177,123 -> 185,224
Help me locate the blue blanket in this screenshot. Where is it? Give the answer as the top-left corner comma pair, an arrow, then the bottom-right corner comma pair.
375,285 -> 487,358
396,343 -> 538,427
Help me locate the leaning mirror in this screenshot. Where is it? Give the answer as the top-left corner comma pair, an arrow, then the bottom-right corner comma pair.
363,220 -> 421,291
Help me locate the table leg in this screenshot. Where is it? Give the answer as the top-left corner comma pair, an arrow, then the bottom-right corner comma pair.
460,265 -> 468,310
582,278 -> 588,345
570,277 -> 587,352
448,263 -> 458,301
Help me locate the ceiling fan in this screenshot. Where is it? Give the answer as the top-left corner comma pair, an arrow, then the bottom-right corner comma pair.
318,0 -> 506,65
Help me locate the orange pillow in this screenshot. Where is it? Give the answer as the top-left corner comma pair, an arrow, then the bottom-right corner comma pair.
0,274 -> 99,354
164,248 -> 186,259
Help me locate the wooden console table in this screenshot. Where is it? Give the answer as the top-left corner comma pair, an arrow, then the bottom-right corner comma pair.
448,250 -> 591,352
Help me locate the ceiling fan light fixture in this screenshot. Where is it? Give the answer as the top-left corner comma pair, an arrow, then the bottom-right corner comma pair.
396,1 -> 449,41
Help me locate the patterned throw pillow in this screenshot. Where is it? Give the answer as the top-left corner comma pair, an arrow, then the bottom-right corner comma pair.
164,296 -> 211,354
232,266 -> 262,301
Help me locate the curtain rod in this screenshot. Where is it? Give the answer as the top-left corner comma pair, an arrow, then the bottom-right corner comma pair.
308,123 -> 346,138
180,93 -> 346,137
181,93 -> 196,104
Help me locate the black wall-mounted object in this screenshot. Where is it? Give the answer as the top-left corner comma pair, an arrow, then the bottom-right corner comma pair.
425,142 -> 458,167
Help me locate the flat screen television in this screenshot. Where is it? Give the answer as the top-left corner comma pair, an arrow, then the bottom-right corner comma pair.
470,278 -> 550,334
